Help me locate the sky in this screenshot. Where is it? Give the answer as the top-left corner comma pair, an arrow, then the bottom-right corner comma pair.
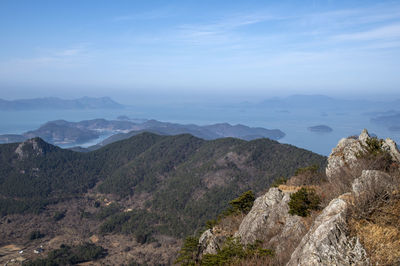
1,0 -> 400,102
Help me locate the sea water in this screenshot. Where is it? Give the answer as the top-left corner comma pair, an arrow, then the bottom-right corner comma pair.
0,105 -> 399,156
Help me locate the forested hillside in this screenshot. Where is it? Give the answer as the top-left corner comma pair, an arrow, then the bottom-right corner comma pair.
0,133 -> 326,264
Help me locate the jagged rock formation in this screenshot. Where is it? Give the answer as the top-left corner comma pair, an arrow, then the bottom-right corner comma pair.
195,129 -> 400,265
234,187 -> 307,256
197,186 -> 307,260
326,129 -> 400,181
198,229 -> 224,257
325,130 -> 367,181
287,194 -> 369,265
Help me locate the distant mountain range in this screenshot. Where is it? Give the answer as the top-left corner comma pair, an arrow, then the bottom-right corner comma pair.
235,94 -> 400,112
0,118 -> 285,147
371,112 -> 400,132
0,96 -> 124,110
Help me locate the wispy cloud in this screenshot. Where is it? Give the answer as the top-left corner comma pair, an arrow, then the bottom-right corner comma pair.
333,23 -> 400,42
0,44 -> 91,70
174,13 -> 285,46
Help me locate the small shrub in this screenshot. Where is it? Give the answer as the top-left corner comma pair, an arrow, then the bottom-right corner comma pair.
356,137 -> 393,172
294,165 -> 319,176
24,243 -> 107,265
205,219 -> 217,230
288,187 -> 320,217
365,137 -> 383,155
96,203 -> 121,220
227,191 -> 255,215
29,230 -> 44,240
174,236 -> 199,265
201,238 -> 273,266
53,211 -> 66,221
271,176 -> 287,187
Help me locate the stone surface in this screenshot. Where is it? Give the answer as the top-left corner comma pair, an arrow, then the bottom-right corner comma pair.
287,194 -> 369,266
197,229 -> 225,258
325,136 -> 365,181
14,138 -> 44,159
197,129 -> 399,265
382,138 -> 400,162
235,187 -> 307,257
326,129 -> 400,182
352,170 -> 393,196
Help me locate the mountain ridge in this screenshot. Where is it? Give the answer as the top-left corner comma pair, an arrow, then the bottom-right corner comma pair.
0,119 -> 285,147
0,132 -> 325,265
0,96 -> 124,110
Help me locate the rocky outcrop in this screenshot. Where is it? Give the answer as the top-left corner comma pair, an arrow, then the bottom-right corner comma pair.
196,129 -> 398,265
197,229 -> 226,258
382,138 -> 400,162
326,129 -> 400,181
352,170 -> 393,196
14,138 -> 45,159
325,130 -> 367,181
197,187 -> 307,260
235,187 -> 306,256
287,194 -> 369,266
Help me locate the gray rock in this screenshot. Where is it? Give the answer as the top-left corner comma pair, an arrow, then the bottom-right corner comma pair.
287,194 -> 369,266
382,138 -> 400,162
325,136 -> 366,181
358,129 -> 370,146
14,138 -> 44,159
352,170 -> 393,196
235,187 -> 307,258
197,229 -> 226,258
326,129 -> 400,184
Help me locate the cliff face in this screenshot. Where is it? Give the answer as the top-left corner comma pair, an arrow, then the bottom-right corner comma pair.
287,194 -> 368,265
196,129 -> 400,265
234,187 -> 307,258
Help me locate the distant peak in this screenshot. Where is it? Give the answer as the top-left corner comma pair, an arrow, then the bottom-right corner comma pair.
14,137 -> 50,159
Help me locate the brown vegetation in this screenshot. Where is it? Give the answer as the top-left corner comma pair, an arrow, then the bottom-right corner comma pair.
346,151 -> 400,265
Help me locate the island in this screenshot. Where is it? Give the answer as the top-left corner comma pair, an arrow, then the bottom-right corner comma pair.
0,118 -> 285,148
307,125 -> 333,133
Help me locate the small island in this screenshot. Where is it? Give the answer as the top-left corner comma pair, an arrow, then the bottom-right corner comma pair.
308,125 -> 333,133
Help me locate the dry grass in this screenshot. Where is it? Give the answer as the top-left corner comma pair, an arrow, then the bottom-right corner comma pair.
286,171 -> 327,187
277,185 -> 301,192
234,256 -> 277,266
350,219 -> 400,265
348,179 -> 400,265
213,214 -> 245,237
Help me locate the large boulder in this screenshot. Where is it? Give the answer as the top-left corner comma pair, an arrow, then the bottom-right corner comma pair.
235,187 -> 307,258
287,194 -> 369,266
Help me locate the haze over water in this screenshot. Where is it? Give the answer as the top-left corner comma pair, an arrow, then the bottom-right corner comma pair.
1,0 -> 400,155
1,95 -> 399,156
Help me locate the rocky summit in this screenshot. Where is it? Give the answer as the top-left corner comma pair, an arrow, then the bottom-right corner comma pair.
191,129 -> 400,265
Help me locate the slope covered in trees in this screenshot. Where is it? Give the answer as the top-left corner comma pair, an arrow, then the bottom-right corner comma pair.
0,133 -> 326,264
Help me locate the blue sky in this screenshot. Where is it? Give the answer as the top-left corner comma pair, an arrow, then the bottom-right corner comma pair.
1,0 -> 400,101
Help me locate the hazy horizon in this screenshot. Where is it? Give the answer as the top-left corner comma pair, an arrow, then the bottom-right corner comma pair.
1,0 -> 400,100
